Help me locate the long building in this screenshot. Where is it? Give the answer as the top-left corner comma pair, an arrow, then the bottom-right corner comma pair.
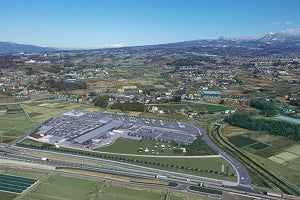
73,120 -> 123,144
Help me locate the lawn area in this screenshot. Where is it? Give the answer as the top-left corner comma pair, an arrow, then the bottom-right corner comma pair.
0,116 -> 30,144
0,118 -> 28,131
112,156 -> 236,181
21,175 -> 101,200
20,174 -> 210,200
0,191 -> 18,200
98,184 -> 165,200
96,138 -> 184,156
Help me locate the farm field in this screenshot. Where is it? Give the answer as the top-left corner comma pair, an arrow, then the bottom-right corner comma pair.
97,137 -> 185,156
221,124 -> 300,187
0,104 -> 30,144
228,135 -> 257,147
0,101 -> 107,144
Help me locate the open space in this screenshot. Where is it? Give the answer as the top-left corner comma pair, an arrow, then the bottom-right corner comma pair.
97,137 -> 185,156
221,124 -> 300,188
18,173 -> 211,200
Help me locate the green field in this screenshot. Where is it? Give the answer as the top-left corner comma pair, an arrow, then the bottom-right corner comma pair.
20,139 -> 236,181
248,142 -> 269,150
0,101 -> 103,144
19,174 -> 211,200
21,175 -> 102,200
199,104 -> 232,112
104,156 -> 236,181
0,169 -> 46,200
254,147 -> 283,158
97,138 -> 184,156
228,135 -> 257,147
222,125 -> 300,191
155,104 -> 188,112
0,191 -> 18,200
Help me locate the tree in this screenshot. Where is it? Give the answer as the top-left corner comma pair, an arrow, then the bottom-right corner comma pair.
93,96 -> 109,108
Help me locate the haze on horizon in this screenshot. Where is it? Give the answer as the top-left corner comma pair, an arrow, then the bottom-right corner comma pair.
0,0 -> 299,48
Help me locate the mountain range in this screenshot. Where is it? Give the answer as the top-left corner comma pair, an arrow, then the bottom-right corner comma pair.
1,32 -> 300,54
0,42 -> 55,53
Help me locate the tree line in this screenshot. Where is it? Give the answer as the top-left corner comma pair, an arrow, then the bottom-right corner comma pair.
225,112 -> 300,141
249,98 -> 277,117
111,101 -> 145,112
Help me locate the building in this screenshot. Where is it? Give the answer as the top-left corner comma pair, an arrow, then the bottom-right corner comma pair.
73,120 -> 122,144
202,91 -> 221,98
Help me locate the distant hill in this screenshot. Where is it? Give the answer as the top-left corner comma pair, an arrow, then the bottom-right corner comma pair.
1,32 -> 300,54
0,42 -> 54,53
141,32 -> 300,56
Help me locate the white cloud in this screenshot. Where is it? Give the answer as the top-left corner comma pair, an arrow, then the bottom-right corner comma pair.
272,21 -> 281,25
285,21 -> 292,25
109,43 -> 127,48
285,27 -> 300,34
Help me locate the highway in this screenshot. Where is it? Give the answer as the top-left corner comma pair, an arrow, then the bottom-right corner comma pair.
1,146 -> 299,200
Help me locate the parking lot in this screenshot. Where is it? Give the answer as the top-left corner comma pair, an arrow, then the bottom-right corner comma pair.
30,110 -> 203,150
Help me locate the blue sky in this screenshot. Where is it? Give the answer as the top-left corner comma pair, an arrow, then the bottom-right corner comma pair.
0,0 -> 299,47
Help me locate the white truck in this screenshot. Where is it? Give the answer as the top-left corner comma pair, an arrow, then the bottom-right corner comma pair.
155,175 -> 167,180
41,157 -> 48,161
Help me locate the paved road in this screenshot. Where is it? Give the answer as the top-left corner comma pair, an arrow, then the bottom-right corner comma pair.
0,156 -> 289,200
186,122 -> 251,188
2,147 -> 297,200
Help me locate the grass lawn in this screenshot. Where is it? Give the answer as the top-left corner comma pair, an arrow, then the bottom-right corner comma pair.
96,138 -> 184,156
21,175 -> 101,200
112,156 -> 236,181
21,174 -> 210,200
0,191 -> 18,200
99,184 -> 165,200
0,118 -> 28,131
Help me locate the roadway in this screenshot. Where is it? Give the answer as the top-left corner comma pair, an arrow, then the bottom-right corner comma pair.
185,122 -> 252,189
1,146 -> 298,200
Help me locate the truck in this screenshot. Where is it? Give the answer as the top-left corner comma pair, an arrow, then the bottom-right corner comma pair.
198,182 -> 204,187
155,175 -> 167,180
263,191 -> 285,198
41,157 -> 49,161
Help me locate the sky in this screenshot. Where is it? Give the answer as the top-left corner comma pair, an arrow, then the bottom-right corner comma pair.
0,0 -> 300,48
